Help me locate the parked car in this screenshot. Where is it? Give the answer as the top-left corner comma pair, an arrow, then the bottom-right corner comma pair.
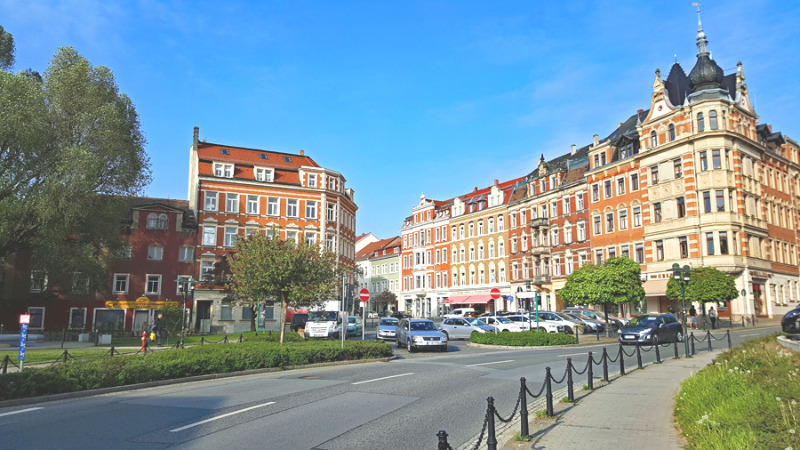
391,311 -> 410,319
376,317 -> 399,341
618,313 -> 683,345
561,312 -> 605,333
782,305 -> 800,336
535,311 -> 583,334
506,314 -> 565,333
367,311 -> 379,319
346,316 -> 363,336
396,318 -> 448,352
444,307 -> 476,318
438,317 -> 495,340
482,316 -> 525,332
289,313 -> 308,332
562,308 -> 625,331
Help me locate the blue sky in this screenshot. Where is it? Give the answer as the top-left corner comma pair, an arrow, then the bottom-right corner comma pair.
3,1 -> 800,239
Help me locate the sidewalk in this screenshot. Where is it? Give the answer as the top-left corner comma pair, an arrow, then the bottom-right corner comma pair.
499,350 -> 720,450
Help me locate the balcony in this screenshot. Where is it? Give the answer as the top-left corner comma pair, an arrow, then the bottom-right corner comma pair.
530,245 -> 551,256
529,217 -> 549,228
533,276 -> 552,285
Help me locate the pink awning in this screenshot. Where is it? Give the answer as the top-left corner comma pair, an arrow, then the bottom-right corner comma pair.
448,295 -> 494,305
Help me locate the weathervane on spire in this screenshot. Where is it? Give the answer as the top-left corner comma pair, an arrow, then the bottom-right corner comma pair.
692,2 -> 708,55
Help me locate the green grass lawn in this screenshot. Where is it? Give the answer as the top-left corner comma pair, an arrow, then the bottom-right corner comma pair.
0,348 -> 116,365
675,334 -> 800,449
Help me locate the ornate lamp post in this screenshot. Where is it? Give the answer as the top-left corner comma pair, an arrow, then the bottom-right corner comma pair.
175,277 -> 197,348
671,263 -> 691,357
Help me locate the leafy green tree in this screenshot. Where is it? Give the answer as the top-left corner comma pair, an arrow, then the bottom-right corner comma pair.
372,290 -> 397,314
225,233 -> 339,344
0,25 -> 14,70
157,305 -> 186,341
666,267 -> 738,315
559,257 -> 645,335
0,35 -> 150,297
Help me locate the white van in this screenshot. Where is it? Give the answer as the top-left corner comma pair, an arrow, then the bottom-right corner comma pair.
444,308 -> 476,318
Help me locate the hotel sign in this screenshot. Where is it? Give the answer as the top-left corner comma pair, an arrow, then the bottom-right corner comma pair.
105,297 -> 178,309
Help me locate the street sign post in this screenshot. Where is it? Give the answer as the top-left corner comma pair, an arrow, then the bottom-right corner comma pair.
19,314 -> 30,372
359,289 -> 369,340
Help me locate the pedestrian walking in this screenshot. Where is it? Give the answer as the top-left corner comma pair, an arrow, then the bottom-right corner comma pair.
689,305 -> 697,329
152,313 -> 164,346
709,307 -> 718,330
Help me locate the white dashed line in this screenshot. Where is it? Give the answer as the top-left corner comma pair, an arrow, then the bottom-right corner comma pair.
352,373 -> 414,385
467,359 -> 514,367
0,407 -> 43,418
170,402 -> 275,432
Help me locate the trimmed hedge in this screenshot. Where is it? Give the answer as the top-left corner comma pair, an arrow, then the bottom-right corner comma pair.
0,339 -> 392,401
469,331 -> 578,346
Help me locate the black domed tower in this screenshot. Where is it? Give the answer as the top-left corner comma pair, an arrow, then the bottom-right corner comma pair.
686,5 -> 729,102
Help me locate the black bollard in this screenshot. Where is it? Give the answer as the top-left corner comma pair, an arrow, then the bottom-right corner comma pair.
520,378 -> 529,437
61,327 -> 67,349
618,345 -> 625,376
201,337 -> 205,346
487,397 -> 497,450
655,341 -> 661,363
63,350 -> 68,363
2,354 -> 9,374
727,330 -> 732,349
602,348 -> 609,382
224,335 -> 228,344
707,330 -> 712,351
596,329 -> 600,341
691,332 -> 696,355
545,367 -> 554,417
635,344 -> 642,369
574,326 -> 579,344
109,346 -> 115,357
674,340 -> 679,359
437,430 -> 450,450
587,352 -> 594,390
567,359 -> 575,402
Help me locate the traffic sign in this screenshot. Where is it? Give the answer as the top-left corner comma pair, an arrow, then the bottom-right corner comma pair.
19,314 -> 31,325
490,288 -> 501,300
359,288 -> 370,302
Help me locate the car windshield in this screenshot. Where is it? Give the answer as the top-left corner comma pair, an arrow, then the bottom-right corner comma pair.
467,319 -> 487,326
626,316 -> 659,327
348,317 -> 357,324
308,311 -> 337,321
555,313 -> 575,321
380,318 -> 398,326
410,321 -> 437,331
494,317 -> 513,324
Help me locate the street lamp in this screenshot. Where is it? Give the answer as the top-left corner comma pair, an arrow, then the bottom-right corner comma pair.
175,276 -> 197,348
671,263 -> 691,357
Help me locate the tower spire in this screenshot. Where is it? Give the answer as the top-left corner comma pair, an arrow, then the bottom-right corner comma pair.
693,2 -> 709,55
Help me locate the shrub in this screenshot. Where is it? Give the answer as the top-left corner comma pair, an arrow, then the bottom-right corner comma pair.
469,331 -> 577,346
0,340 -> 393,401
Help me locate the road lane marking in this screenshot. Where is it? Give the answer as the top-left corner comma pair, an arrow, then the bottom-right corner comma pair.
352,373 -> 414,385
0,407 -> 43,418
558,353 -> 586,358
467,359 -> 514,367
740,334 -> 759,337
170,402 -> 275,432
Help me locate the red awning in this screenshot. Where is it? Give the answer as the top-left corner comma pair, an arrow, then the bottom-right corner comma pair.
448,295 -> 494,305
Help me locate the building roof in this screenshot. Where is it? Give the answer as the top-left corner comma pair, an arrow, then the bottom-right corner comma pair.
355,236 -> 401,261
196,141 -> 323,186
122,197 -> 197,229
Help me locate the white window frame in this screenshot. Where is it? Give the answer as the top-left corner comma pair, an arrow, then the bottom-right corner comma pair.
200,260 -> 215,281
214,162 -> 234,178
30,270 -> 47,293
113,273 -> 129,293
287,199 -> 298,217
305,201 -> 317,219
148,245 -> 163,261
204,191 -> 218,211
203,226 -> 217,246
268,197 -> 280,216
146,274 -> 162,295
69,307 -> 87,328
226,193 -> 239,213
224,227 -> 238,247
179,246 -> 194,262
308,174 -> 317,187
254,167 -> 274,182
27,306 -> 45,330
246,195 -> 259,215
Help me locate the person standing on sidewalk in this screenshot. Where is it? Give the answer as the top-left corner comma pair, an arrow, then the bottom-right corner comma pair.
689,305 -> 697,329
152,313 -> 164,346
708,307 -> 718,329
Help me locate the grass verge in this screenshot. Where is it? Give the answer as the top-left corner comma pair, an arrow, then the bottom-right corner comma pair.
674,334 -> 800,449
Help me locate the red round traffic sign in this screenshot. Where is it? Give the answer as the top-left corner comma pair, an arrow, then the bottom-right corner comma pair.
359,288 -> 370,302
490,288 -> 501,300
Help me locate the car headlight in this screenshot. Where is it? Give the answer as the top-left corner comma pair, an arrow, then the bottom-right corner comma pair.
640,330 -> 651,337
413,336 -> 425,342
441,336 -> 447,342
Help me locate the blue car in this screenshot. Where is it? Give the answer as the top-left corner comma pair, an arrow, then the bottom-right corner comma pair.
346,316 -> 363,336
376,317 -> 399,340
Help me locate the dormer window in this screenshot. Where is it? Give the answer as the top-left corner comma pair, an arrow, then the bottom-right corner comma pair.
214,162 -> 234,178
254,167 -> 274,182
260,153 -> 268,160
283,156 -> 292,163
221,148 -> 229,155
308,174 -> 317,187
147,213 -> 168,230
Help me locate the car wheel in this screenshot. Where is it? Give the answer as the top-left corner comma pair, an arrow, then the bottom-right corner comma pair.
676,331 -> 684,343
442,330 -> 449,340
407,339 -> 414,352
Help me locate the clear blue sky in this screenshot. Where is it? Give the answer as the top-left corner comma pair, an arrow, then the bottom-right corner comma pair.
4,1 -> 799,239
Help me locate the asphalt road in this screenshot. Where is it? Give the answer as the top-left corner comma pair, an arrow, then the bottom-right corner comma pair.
0,326 -> 779,450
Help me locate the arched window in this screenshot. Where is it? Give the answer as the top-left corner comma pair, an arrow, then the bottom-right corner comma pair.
650,131 -> 657,148
147,213 -> 158,229
157,214 -> 168,229
669,124 -> 676,141
709,110 -> 718,130
697,112 -> 705,132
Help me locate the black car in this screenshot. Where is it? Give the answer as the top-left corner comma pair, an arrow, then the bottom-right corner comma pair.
618,313 -> 683,345
290,313 -> 308,332
782,306 -> 800,336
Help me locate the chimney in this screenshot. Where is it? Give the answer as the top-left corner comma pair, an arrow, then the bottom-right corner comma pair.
494,179 -> 499,186
570,144 -> 576,155
593,134 -> 599,146
299,149 -> 305,156
474,186 -> 478,192
637,109 -> 644,114
193,126 -> 199,150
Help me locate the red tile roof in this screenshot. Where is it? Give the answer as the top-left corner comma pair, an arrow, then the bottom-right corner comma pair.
197,141 -> 320,170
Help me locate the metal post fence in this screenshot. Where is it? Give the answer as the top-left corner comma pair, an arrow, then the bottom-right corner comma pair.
587,352 -> 594,390
655,342 -> 661,363
707,330 -> 712,351
690,332 -> 696,355
674,341 -> 679,359
437,430 -> 450,450
574,326 -> 579,344
2,354 -> 8,374
602,348 -> 609,382
727,330 -> 732,349
618,345 -> 625,376
545,367 -> 554,417
567,358 -> 575,402
636,344 -> 643,369
486,396 -> 497,450
520,377 -> 529,437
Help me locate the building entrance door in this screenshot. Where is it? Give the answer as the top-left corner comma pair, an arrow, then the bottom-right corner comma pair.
132,310 -> 150,336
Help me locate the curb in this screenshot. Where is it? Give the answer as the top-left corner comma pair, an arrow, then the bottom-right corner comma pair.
0,356 -> 392,409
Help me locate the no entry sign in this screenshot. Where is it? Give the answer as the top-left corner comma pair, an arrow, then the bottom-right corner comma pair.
490,288 -> 501,300
359,288 -> 370,302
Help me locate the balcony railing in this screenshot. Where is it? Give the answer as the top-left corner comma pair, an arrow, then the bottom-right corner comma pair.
530,245 -> 551,255
533,276 -> 551,285
529,217 -> 549,228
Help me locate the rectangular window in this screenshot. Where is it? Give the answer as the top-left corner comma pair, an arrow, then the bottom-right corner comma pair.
700,151 -> 708,171
716,190 -> 725,211
255,167 -> 274,182
113,274 -> 129,293
205,191 -> 218,211
604,180 -> 612,198
635,243 -> 644,263
651,165 -> 659,184
619,210 -> 628,230
680,236 -> 688,258
148,245 -> 163,261
703,191 -> 712,213
631,174 -> 639,191
621,245 -> 630,258
305,201 -> 317,219
200,260 -> 215,281
246,195 -> 259,214
674,158 -> 682,178
706,232 -> 715,255
592,184 -> 599,202
221,302 -> 232,320
306,233 -> 316,246
226,194 -> 239,213
213,163 -> 234,178
224,227 -> 237,247
268,197 -> 279,216
656,241 -> 664,261
633,207 -> 642,227
308,174 -> 317,187
653,203 -> 662,223
563,198 -> 570,214
203,226 -> 216,246
608,247 -> 616,258
327,203 -> 336,222
617,178 -> 625,195
719,231 -> 729,254
179,246 -> 194,262
69,307 -> 87,328
595,249 -> 604,264
287,199 -> 298,217
593,216 -> 601,235
606,213 -> 614,232
578,223 -> 585,241
577,194 -> 584,210
712,149 -> 721,169
27,307 -> 45,329
677,197 -> 686,218
146,275 -> 161,294
565,226 -> 572,243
